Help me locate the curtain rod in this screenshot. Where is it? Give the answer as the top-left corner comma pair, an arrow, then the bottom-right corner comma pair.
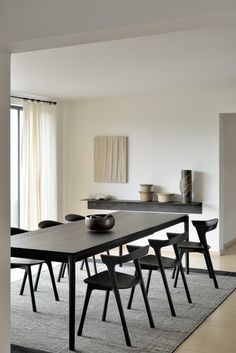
11,95 -> 57,105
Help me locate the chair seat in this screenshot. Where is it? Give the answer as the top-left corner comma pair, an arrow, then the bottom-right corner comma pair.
140,254 -> 177,270
178,241 -> 210,251
11,257 -> 44,268
84,270 -> 140,290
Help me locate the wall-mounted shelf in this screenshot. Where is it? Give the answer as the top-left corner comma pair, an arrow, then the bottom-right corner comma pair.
84,199 -> 202,214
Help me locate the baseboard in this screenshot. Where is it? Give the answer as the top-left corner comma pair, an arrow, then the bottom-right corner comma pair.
221,237 -> 236,255
224,237 -> 236,249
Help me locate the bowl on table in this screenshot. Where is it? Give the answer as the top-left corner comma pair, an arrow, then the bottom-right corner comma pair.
85,214 -> 115,231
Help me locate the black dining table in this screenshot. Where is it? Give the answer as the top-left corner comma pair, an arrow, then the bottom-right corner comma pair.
11,211 -> 189,351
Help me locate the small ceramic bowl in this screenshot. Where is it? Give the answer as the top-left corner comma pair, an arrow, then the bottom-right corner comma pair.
140,184 -> 153,192
157,193 -> 174,203
85,214 -> 115,231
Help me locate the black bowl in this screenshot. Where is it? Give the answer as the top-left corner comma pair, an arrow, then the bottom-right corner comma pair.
85,214 -> 115,231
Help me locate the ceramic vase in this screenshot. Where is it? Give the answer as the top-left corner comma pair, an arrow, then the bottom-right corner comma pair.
180,170 -> 192,203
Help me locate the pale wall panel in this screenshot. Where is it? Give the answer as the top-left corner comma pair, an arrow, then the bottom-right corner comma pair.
94,136 -> 127,183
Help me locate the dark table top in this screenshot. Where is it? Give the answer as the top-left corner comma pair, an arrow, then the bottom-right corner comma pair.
11,212 -> 187,262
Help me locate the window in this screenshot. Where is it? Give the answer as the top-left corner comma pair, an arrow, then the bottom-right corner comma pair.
10,105 -> 22,227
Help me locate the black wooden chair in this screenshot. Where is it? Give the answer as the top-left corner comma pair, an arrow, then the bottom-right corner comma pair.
64,214 -> 98,275
11,227 -> 59,312
38,219 -> 91,283
174,218 -> 219,289
127,232 -> 192,317
36,220 -> 65,286
77,245 -> 155,346
64,214 -> 84,222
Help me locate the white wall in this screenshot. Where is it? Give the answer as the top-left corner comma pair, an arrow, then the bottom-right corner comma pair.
0,51 -> 10,353
62,90 -> 236,252
220,114 -> 236,249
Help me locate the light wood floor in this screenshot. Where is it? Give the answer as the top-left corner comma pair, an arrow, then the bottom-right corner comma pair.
175,242 -> 236,353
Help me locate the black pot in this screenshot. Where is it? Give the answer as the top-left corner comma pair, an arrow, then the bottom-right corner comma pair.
85,214 -> 115,231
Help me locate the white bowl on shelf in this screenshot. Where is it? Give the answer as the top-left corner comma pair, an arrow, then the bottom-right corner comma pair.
157,193 -> 174,203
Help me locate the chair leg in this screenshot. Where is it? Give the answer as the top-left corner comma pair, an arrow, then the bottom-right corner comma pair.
137,271 -> 155,328
178,262 -> 192,303
34,263 -> 43,291
119,245 -> 123,267
146,269 -> 152,295
127,286 -> 135,309
112,284 -> 131,346
102,290 -> 110,321
84,258 -> 91,277
92,256 -> 98,274
203,252 -> 213,279
19,269 -> 28,295
80,259 -> 85,270
186,252 -> 190,274
174,266 -> 180,288
46,262 -> 60,301
174,249 -> 184,288
204,249 -> 219,289
157,259 -> 176,316
57,263 -> 65,282
27,266 -> 37,312
61,262 -> 66,278
77,287 -> 93,336
171,266 -> 177,279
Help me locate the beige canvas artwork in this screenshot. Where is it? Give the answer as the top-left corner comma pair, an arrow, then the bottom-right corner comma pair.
94,136 -> 128,183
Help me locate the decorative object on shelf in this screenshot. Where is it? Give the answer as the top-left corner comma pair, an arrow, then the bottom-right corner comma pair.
94,136 -> 128,183
157,193 -> 174,203
91,194 -> 113,200
140,184 -> 153,192
139,184 -> 153,201
180,170 -> 192,203
139,191 -> 154,202
85,214 -> 115,231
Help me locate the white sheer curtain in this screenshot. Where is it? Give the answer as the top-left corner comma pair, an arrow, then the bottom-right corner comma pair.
20,101 -> 57,230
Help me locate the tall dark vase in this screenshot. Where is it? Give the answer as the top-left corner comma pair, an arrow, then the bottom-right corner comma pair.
180,170 -> 192,203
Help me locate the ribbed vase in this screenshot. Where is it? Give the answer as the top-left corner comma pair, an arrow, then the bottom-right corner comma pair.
180,170 -> 192,203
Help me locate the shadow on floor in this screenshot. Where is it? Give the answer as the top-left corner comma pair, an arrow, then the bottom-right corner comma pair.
11,345 -> 50,353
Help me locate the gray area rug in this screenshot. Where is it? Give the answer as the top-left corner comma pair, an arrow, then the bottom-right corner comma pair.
11,264 -> 236,353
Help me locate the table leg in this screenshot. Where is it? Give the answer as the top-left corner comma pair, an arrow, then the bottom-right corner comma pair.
184,215 -> 189,274
69,255 -> 76,351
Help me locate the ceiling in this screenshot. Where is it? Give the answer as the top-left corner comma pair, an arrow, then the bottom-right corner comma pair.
7,1 -> 236,100
3,0 -> 236,52
11,25 -> 236,100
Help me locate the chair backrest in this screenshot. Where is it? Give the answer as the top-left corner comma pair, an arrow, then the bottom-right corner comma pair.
101,245 -> 149,269
11,227 -> 28,236
38,220 -> 63,229
192,218 -> 218,246
149,232 -> 188,251
192,218 -> 218,233
148,232 -> 187,266
65,214 -> 85,222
